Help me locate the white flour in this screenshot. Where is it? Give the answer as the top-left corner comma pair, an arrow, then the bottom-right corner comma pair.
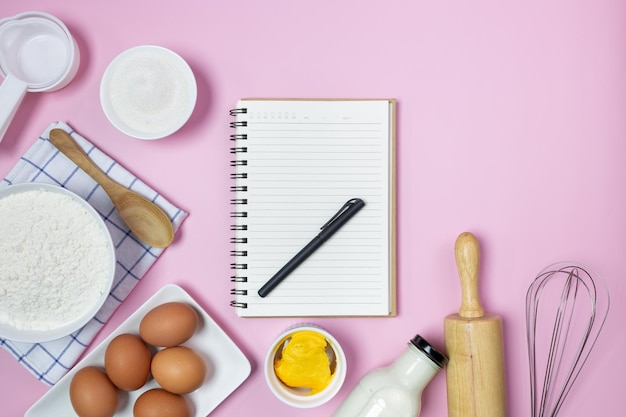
107,49 -> 191,134
0,189 -> 112,331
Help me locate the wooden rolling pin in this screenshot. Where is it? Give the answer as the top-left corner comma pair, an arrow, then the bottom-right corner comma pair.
444,232 -> 506,417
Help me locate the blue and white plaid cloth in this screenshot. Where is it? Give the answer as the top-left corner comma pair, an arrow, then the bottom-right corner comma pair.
0,121 -> 188,385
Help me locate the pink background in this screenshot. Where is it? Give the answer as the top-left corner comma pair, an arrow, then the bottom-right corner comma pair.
1,1 -> 625,416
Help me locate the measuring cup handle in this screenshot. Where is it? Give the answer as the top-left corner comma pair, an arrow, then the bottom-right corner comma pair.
0,74 -> 28,143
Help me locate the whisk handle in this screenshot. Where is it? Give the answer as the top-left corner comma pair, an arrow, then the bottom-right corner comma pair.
455,232 -> 485,318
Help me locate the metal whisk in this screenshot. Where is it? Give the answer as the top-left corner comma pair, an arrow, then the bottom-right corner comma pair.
526,262 -> 610,417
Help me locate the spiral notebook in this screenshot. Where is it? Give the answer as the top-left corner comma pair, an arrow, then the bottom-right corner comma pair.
229,99 -> 396,317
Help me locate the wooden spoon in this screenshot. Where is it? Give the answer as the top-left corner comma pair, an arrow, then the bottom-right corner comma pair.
49,129 -> 174,248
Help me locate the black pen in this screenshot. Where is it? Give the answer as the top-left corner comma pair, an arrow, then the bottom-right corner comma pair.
258,198 -> 366,298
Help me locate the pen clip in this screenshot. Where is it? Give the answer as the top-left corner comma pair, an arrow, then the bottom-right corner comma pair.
321,198 -> 363,230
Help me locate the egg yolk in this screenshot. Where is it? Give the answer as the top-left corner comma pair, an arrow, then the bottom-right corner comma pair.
274,331 -> 334,394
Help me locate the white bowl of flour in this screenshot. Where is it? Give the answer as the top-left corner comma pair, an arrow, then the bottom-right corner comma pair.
0,183 -> 115,342
100,45 -> 197,140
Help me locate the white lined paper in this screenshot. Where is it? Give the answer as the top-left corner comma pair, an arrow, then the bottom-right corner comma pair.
231,99 -> 395,317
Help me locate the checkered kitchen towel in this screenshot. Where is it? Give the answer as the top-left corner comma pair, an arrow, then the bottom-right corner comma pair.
0,121 -> 188,385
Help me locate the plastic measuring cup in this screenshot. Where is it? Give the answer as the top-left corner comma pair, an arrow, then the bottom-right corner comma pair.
0,11 -> 79,143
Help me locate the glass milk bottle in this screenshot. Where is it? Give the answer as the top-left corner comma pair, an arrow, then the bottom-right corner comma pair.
332,335 -> 447,417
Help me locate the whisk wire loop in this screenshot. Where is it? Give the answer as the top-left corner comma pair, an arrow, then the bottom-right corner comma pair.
526,263 -> 609,417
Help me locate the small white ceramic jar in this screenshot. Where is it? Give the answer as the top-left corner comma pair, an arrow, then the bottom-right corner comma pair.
264,324 -> 347,408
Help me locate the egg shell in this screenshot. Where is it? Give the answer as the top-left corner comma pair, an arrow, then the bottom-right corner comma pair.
104,333 -> 151,391
139,302 -> 199,347
69,366 -> 119,417
133,388 -> 191,417
151,346 -> 207,394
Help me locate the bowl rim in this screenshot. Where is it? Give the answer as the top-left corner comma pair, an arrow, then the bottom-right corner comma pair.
99,44 -> 197,140
0,183 -> 115,343
264,324 -> 347,408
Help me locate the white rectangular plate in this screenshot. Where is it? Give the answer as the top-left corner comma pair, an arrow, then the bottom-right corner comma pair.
25,284 -> 251,416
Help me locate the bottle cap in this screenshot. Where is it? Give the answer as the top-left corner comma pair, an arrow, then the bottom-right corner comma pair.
410,335 -> 448,368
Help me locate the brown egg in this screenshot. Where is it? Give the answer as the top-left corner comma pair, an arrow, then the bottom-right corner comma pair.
151,346 -> 207,394
69,366 -> 119,417
104,333 -> 151,391
133,388 -> 191,417
139,302 -> 199,347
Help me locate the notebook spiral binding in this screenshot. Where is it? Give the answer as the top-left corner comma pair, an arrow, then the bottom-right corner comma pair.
230,107 -> 249,309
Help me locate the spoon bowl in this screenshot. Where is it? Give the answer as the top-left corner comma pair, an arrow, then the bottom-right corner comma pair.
49,128 -> 174,247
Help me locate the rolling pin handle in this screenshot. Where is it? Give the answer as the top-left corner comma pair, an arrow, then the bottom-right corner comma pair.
455,232 -> 485,318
